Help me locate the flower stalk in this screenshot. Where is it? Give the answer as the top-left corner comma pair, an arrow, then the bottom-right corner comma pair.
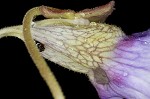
22,7 -> 65,99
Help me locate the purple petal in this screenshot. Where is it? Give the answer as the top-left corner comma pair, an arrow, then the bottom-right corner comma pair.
89,29 -> 150,99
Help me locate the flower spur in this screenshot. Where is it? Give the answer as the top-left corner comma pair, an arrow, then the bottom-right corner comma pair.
0,1 -> 150,99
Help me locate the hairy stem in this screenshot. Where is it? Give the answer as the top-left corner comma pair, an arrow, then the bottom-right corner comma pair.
0,7 -> 65,99
22,7 -> 65,99
0,26 -> 23,40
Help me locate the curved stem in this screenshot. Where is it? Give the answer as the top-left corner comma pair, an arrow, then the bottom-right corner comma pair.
22,7 -> 65,99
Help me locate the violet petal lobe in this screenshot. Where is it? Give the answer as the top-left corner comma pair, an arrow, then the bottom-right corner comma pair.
88,29 -> 150,99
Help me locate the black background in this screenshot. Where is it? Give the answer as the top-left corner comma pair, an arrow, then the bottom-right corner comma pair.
0,0 -> 149,99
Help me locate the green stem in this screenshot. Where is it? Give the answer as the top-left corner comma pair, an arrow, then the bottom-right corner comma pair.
0,26 -> 23,40
0,7 -> 65,99
22,7 -> 65,99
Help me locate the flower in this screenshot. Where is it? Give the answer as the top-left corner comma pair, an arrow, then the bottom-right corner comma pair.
88,29 -> 150,99
1,1 -> 149,98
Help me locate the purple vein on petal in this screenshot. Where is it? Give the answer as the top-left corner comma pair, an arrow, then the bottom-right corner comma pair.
88,28 -> 150,99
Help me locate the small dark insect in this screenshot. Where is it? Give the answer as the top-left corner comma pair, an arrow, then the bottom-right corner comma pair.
35,40 -> 45,52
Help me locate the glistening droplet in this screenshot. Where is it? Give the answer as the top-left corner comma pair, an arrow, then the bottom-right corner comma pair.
141,41 -> 150,45
123,72 -> 128,76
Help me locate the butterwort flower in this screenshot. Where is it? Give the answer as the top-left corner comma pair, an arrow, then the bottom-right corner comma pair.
30,21 -> 150,98
88,29 -> 150,99
0,1 -> 150,99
